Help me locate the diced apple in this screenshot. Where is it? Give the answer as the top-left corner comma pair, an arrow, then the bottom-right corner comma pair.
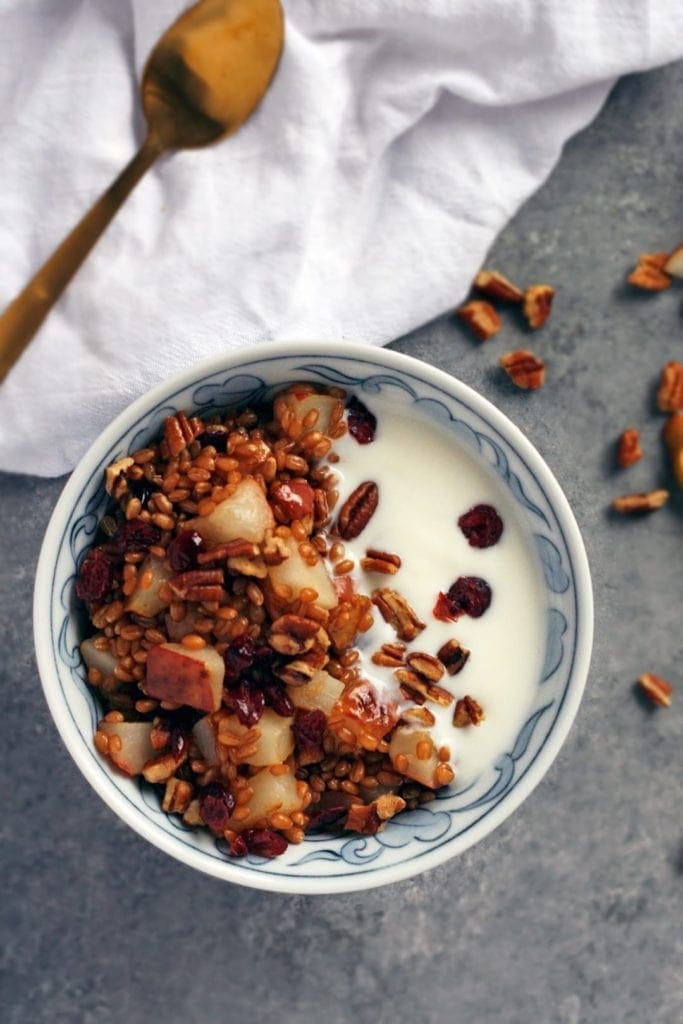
389,726 -> 439,789
228,767 -> 303,831
191,477 -> 274,546
145,642 -> 224,712
267,535 -> 338,610
80,636 -> 117,681
288,669 -> 344,716
125,554 -> 173,618
192,715 -> 219,765
100,721 -> 155,776
282,389 -> 340,435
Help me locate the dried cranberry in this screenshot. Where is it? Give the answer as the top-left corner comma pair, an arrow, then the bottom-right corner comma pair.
112,517 -> 160,553
261,678 -> 295,717
346,395 -> 377,444
306,804 -> 348,830
224,678 -> 265,727
228,834 -> 248,857
270,479 -> 315,520
199,783 -> 235,832
292,709 -> 326,763
458,504 -> 504,548
168,529 -> 204,572
76,549 -> 114,602
223,634 -> 257,682
242,828 -> 288,858
202,425 -> 229,452
433,576 -> 492,622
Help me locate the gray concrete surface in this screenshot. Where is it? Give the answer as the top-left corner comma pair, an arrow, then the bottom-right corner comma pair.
2,62 -> 683,1024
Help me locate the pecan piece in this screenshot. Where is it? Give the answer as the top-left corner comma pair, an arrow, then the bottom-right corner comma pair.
522,284 -> 555,329
457,300 -> 501,341
453,695 -> 485,727
345,795 -> 406,835
197,539 -> 259,563
371,641 -> 406,668
269,614 -> 321,656
164,411 -> 204,456
637,672 -> 673,708
656,361 -> 683,413
104,456 -> 134,498
500,349 -> 545,390
372,588 -> 425,642
611,490 -> 669,514
616,428 -> 643,468
474,269 -> 523,303
162,777 -> 193,814
361,549 -> 402,574
627,252 -> 671,291
400,706 -> 436,728
664,413 -> 683,487
437,639 -> 470,676
169,569 -> 224,602
226,555 -> 268,579
663,244 -> 683,278
394,669 -> 453,707
338,481 -> 379,540
274,659 -> 318,687
405,651 -> 444,683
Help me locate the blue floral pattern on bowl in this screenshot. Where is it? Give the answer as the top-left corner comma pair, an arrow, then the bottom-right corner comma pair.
37,345 -> 592,893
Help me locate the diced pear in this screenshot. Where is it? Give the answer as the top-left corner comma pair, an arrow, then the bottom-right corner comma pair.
282,390 -> 339,435
267,535 -> 338,609
125,554 -> 173,618
80,637 -> 117,681
389,726 -> 439,789
191,477 -> 274,546
145,642 -> 224,712
288,670 -> 344,716
164,608 -> 200,642
99,721 -> 155,776
222,709 -> 294,767
228,767 -> 303,831
192,715 -> 219,766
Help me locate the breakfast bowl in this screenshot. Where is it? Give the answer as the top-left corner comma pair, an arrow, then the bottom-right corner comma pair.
34,340 -> 593,894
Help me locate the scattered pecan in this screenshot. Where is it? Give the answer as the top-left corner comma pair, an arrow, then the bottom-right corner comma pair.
162,777 -> 193,814
371,641 -> 406,668
169,569 -> 224,602
345,795 -> 406,835
164,411 -> 204,456
361,549 -> 402,574
457,300 -> 501,341
261,534 -> 291,566
616,428 -> 643,468
405,651 -> 444,683
663,244 -> 683,278
398,682 -> 426,705
274,659 -> 318,687
268,614 -> 321,656
437,639 -> 470,676
401,706 -> 436,728
453,695 -> 485,727
338,481 -> 379,540
197,539 -> 259,563
227,555 -> 268,579
637,672 -> 673,708
611,490 -> 669,514
523,284 -> 555,329
500,349 -> 545,390
627,252 -> 671,291
474,269 -> 523,303
394,669 -> 453,707
656,361 -> 683,413
104,456 -> 134,498
663,413 -> 683,487
372,588 -> 426,642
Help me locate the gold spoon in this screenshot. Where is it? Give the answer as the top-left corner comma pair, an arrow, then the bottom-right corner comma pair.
0,0 -> 284,382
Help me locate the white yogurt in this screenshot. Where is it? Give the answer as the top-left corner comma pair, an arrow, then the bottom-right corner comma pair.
331,394 -> 546,788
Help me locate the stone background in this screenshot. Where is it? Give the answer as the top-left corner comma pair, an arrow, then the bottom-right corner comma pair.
2,62 -> 682,1024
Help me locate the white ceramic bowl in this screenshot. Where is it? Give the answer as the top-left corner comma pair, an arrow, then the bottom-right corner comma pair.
34,341 -> 593,894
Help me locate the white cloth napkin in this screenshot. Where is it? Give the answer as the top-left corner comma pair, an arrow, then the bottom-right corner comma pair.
1,0 -> 682,476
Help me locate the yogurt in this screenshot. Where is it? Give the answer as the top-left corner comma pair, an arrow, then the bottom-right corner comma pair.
332,394 -> 546,788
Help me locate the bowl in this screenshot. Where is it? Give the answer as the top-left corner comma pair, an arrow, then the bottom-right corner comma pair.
34,340 -> 593,894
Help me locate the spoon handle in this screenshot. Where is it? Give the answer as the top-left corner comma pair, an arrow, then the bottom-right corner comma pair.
0,135 -> 164,383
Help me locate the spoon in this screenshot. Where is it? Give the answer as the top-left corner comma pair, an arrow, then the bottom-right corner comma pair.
0,0 -> 284,382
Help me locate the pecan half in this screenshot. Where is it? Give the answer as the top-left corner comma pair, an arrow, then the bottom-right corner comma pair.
338,481 -> 379,540
616,428 -> 643,468
523,284 -> 555,329
611,490 -> 669,514
453,695 -> 485,727
169,569 -> 224,602
656,361 -> 683,413
197,539 -> 259,563
361,549 -> 402,574
664,413 -> 683,487
437,639 -> 470,676
164,411 -> 204,456
372,588 -> 425,642
627,252 -> 671,291
104,456 -> 134,498
405,651 -> 444,683
394,669 -> 453,707
474,269 -> 523,303
500,349 -> 545,390
637,672 -> 673,708
457,300 -> 501,341
371,641 -> 406,668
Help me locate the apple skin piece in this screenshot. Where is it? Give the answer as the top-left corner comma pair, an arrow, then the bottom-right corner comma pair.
227,767 -> 303,831
389,726 -> 439,789
125,555 -> 174,618
145,642 -> 225,712
267,535 -> 338,610
287,670 -> 344,716
282,391 -> 340,435
191,477 -> 274,546
100,721 -> 156,776
80,636 -> 117,681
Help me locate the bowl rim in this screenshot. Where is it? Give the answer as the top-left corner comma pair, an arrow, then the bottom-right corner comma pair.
34,339 -> 593,894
